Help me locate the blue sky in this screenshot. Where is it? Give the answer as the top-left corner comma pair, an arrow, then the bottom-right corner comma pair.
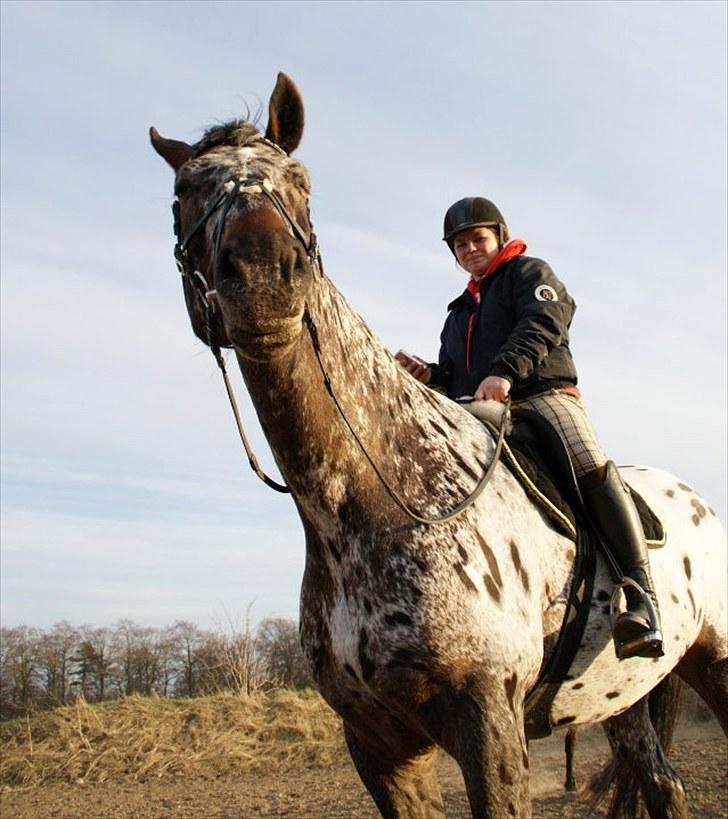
1,0 -> 726,630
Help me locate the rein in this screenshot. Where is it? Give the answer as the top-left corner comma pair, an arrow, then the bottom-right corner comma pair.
172,156 -> 507,522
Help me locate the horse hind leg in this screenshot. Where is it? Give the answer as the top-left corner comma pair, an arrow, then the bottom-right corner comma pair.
593,689 -> 688,819
675,621 -> 728,736
564,727 -> 577,793
343,723 -> 444,819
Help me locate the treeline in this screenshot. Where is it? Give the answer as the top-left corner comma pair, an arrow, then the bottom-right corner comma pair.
0,616 -> 312,718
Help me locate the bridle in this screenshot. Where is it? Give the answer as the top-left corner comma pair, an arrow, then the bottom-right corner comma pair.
171,144 -> 508,522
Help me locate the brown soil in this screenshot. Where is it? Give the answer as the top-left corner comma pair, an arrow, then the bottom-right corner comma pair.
1,721 -> 725,819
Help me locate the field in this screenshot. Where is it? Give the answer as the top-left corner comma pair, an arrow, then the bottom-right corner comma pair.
1,691 -> 725,818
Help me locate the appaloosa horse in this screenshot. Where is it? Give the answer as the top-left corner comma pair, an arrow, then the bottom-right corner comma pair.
150,74 -> 727,818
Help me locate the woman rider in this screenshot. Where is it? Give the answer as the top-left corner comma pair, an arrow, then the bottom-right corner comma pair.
396,196 -> 663,660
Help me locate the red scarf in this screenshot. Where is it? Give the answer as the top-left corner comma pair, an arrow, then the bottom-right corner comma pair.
465,238 -> 527,372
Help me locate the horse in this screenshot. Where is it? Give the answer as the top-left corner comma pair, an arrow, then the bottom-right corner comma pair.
150,73 -> 727,818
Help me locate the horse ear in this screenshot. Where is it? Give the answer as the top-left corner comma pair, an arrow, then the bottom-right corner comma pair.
149,127 -> 193,171
265,73 -> 304,154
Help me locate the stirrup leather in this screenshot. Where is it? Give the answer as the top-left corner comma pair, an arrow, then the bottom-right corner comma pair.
609,578 -> 664,660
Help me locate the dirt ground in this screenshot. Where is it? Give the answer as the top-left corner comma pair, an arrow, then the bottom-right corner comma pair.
2,721 -> 725,819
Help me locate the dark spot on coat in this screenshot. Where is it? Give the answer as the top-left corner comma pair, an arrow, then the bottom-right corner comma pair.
597,590 -> 610,602
555,715 -> 576,726
692,514 -> 701,526
440,413 -> 459,431
690,498 -> 707,518
454,563 -> 478,593
510,540 -> 531,593
448,446 -> 480,482
606,691 -> 620,699
507,802 -> 517,817
429,419 -> 448,437
387,648 -> 428,672
498,762 -> 514,784
484,573 -> 501,602
384,611 -> 413,628
358,629 -> 375,681
671,593 -> 679,604
602,605 -> 611,615
687,588 -> 697,619
683,556 -> 692,580
677,482 -> 693,492
476,532 -> 503,588
510,540 -> 523,573
665,489 -> 675,498
457,544 -> 469,564
504,672 -> 518,710
572,682 -> 584,689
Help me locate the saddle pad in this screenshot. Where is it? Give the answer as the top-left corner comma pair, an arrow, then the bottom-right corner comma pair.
628,484 -> 666,548
500,431 -> 666,548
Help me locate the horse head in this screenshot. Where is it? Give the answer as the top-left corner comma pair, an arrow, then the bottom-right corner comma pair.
150,73 -> 315,362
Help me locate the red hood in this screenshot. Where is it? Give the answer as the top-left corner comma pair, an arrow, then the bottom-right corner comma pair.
466,238 -> 527,299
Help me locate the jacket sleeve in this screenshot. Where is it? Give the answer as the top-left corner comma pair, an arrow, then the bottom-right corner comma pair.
428,320 -> 454,391
489,258 -> 575,384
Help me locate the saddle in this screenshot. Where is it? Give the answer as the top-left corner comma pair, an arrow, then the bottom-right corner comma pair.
470,404 -> 665,739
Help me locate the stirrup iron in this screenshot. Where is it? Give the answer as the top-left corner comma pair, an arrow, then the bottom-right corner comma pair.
609,578 -> 664,660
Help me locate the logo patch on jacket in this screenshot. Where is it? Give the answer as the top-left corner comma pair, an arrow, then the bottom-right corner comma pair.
534,285 -> 558,302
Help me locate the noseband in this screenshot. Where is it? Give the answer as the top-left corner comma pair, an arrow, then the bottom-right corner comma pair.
170,149 -> 507,520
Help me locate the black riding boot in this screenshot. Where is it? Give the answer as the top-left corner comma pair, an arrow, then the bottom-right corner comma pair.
581,461 -> 664,660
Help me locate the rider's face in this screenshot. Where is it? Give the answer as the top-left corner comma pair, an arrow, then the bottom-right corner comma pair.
453,226 -> 500,279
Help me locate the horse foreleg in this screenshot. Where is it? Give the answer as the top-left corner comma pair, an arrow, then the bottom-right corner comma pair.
602,695 -> 688,819
452,688 -> 530,819
343,722 -> 444,819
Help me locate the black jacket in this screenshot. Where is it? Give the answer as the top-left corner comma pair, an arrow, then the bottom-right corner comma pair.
429,255 -> 578,400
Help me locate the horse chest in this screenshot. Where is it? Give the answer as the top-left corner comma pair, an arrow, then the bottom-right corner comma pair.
301,520 -> 547,706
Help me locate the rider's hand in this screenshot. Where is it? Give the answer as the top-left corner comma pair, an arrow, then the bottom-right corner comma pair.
395,351 -> 432,384
474,375 -> 511,402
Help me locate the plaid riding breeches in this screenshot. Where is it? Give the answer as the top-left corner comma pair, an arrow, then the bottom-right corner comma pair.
511,390 -> 607,479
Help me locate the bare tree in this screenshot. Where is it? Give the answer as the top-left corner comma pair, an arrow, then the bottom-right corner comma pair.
168,620 -> 207,698
256,618 -> 312,689
0,626 -> 41,716
35,621 -> 79,705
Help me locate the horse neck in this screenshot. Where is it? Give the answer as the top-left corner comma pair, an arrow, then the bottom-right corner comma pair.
237,274 -> 493,522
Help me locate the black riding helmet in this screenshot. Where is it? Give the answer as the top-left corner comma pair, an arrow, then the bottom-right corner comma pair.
443,197 -> 508,252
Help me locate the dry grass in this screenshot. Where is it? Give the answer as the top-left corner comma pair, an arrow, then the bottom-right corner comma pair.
0,689 -> 346,789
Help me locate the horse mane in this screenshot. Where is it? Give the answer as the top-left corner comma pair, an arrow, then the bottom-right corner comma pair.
192,119 -> 261,157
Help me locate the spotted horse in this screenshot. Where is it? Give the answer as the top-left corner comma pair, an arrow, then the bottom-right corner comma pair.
150,73 -> 728,819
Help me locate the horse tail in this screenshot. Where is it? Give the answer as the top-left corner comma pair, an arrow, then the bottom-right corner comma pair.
582,673 -> 684,818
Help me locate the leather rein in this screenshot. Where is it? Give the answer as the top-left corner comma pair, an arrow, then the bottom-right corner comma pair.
172,158 -> 508,523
